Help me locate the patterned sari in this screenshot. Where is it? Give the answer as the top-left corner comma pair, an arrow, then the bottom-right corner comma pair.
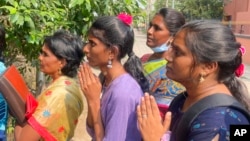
141,54 -> 185,116
28,76 -> 83,141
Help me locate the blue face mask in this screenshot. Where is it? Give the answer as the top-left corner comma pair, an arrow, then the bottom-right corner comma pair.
151,43 -> 170,53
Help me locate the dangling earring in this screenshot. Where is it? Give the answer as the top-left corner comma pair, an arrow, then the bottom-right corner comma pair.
107,59 -> 112,68
199,73 -> 205,83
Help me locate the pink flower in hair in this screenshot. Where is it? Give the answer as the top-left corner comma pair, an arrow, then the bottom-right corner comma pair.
235,63 -> 245,77
239,46 -> 246,55
117,13 -> 133,25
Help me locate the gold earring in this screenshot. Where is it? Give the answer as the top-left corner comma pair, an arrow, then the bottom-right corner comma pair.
199,73 -> 205,83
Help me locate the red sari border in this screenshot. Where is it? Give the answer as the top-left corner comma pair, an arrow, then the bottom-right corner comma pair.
28,116 -> 57,141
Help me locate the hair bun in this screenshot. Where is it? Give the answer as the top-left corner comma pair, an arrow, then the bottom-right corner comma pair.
117,13 -> 133,25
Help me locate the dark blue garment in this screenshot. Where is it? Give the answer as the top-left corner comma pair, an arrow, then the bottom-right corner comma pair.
170,95 -> 249,141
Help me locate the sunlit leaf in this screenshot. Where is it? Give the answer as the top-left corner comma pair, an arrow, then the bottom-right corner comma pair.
69,0 -> 78,8
9,12 -> 19,23
0,6 -> 17,14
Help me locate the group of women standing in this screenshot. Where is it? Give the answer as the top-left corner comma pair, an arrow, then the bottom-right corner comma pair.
0,6 -> 249,141
78,7 -> 250,141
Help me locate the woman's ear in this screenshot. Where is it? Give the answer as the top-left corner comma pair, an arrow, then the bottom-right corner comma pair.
109,46 -> 119,59
202,62 -> 218,76
60,58 -> 67,68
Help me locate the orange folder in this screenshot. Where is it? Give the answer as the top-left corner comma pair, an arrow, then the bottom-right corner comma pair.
0,65 -> 37,126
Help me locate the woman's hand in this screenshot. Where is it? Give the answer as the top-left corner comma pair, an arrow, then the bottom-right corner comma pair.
78,62 -> 104,141
78,62 -> 102,102
137,93 -> 172,141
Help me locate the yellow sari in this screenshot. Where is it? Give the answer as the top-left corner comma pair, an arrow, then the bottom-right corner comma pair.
28,76 -> 83,141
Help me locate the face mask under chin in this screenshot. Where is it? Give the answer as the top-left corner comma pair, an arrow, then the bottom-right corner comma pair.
150,38 -> 172,53
151,43 -> 170,53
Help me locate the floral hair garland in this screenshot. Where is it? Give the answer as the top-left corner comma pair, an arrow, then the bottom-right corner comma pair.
235,46 -> 246,77
117,12 -> 133,25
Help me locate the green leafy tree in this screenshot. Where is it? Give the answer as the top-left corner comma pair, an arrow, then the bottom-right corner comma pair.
0,0 -> 71,65
0,0 -> 147,64
68,0 -> 147,36
150,0 -> 223,22
154,0 -> 167,13
164,0 -> 224,20
0,0 -> 147,91
146,0 -> 167,24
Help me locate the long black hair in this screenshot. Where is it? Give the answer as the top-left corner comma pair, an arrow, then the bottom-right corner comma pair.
88,16 -> 149,92
181,20 -> 250,111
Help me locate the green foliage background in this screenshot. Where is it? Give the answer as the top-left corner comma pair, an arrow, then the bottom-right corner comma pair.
153,0 -> 224,21
0,0 -> 147,67
0,0 -> 224,68
0,0 -> 224,91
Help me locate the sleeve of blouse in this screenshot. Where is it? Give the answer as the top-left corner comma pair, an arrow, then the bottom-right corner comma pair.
187,107 -> 249,141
